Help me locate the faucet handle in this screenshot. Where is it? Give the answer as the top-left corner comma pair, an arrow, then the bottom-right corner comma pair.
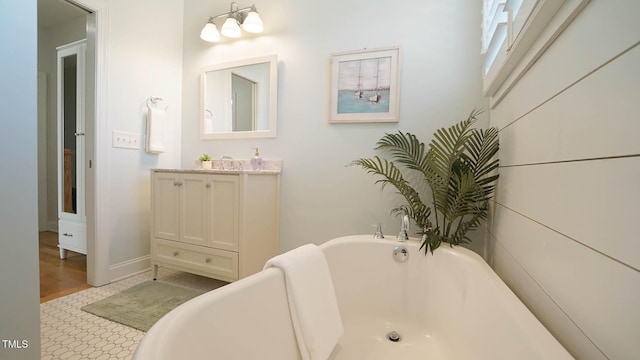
373,223 -> 385,239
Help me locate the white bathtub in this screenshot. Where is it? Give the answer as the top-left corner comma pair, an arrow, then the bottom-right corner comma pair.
134,235 -> 573,360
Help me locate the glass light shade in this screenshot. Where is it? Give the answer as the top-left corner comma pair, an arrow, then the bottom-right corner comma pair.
221,17 -> 241,38
200,22 -> 220,42
242,11 -> 263,33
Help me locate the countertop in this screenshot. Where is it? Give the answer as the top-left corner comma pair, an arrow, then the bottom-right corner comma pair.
153,159 -> 282,175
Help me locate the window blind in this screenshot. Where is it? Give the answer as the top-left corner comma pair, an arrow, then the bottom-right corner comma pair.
482,0 -> 586,99
482,0 -> 526,75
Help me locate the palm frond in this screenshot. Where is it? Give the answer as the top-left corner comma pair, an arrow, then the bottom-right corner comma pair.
375,132 -> 428,172
349,157 -> 429,226
419,228 -> 444,254
425,110 -> 480,217
450,212 -> 485,245
445,172 -> 482,220
461,127 -> 500,180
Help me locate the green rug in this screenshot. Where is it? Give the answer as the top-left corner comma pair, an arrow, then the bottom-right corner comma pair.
81,281 -> 204,332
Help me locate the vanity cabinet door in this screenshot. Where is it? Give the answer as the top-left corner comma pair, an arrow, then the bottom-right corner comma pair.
179,173 -> 209,247
207,175 -> 240,251
153,172 -> 180,241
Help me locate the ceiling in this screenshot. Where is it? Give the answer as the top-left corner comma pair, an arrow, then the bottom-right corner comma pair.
38,0 -> 88,29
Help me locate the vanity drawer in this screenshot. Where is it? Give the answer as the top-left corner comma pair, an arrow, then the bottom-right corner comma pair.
155,239 -> 238,281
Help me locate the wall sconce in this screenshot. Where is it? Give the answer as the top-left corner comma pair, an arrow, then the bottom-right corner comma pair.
200,2 -> 263,43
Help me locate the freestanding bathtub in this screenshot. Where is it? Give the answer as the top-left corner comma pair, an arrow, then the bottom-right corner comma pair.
133,235 -> 573,359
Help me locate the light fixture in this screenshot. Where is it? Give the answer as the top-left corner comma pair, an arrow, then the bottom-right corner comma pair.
221,17 -> 242,38
200,20 -> 220,42
200,2 -> 263,43
241,6 -> 263,33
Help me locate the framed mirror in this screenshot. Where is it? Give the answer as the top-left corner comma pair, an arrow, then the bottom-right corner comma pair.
200,54 -> 277,139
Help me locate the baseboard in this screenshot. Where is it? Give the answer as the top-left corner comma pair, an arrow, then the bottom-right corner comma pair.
109,255 -> 151,282
48,221 -> 58,232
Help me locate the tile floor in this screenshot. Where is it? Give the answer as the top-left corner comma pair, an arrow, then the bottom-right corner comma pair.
40,268 -> 227,359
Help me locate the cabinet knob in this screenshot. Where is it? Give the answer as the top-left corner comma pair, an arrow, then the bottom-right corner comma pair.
173,181 -> 183,186
63,233 -> 73,237
206,183 -> 211,188
205,257 -> 211,263
173,251 -> 179,256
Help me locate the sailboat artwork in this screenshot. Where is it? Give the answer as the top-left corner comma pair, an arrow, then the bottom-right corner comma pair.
336,55 -> 392,114
330,47 -> 399,123
355,60 -> 363,99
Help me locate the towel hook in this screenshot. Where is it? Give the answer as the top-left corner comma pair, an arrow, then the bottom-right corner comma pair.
147,96 -> 168,110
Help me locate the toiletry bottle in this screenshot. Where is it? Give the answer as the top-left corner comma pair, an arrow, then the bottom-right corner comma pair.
250,148 -> 264,171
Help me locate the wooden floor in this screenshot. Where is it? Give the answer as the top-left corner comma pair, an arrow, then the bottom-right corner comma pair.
39,231 -> 91,303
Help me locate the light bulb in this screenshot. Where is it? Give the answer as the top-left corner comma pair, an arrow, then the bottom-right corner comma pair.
242,11 -> 263,33
221,17 -> 241,38
200,22 -> 220,42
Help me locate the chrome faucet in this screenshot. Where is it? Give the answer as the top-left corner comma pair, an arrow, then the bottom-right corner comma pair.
219,156 -> 234,170
397,214 -> 409,241
373,223 -> 385,239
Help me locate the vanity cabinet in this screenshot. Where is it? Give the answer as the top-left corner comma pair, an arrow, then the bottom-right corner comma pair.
151,170 -> 280,282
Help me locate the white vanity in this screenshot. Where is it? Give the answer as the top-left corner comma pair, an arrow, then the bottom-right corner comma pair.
150,165 -> 280,282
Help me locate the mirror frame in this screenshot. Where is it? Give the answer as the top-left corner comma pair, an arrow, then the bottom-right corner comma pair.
200,54 -> 278,139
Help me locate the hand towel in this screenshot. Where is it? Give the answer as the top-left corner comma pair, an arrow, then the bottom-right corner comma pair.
146,107 -> 165,153
264,244 -> 344,360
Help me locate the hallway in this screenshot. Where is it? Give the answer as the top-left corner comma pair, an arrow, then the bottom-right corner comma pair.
39,231 -> 90,303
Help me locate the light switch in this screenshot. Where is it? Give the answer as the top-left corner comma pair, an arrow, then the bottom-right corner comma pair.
112,130 -> 141,149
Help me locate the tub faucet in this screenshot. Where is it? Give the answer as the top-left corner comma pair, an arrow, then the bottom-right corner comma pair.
397,214 -> 409,241
373,223 -> 384,239
219,156 -> 234,170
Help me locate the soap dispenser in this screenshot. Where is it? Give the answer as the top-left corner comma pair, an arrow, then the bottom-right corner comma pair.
250,148 -> 264,171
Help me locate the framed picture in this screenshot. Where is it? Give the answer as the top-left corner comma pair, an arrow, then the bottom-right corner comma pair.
330,47 -> 400,123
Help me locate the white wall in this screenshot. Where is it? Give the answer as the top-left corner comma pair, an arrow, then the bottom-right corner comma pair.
38,16 -> 86,231
0,1 -> 41,358
487,1 -> 640,359
182,0 -> 489,253
36,0 -> 185,279
103,0 -> 184,277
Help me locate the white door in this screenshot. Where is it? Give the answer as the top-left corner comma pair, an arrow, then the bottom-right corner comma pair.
57,40 -> 87,259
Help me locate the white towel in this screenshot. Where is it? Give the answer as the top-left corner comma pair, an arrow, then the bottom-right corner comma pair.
264,244 -> 344,360
146,108 -> 165,153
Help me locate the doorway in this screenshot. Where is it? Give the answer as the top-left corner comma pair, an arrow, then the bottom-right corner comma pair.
38,0 -> 108,291
231,73 -> 257,131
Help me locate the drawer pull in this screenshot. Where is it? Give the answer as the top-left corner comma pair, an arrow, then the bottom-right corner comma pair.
63,233 -> 73,237
205,257 -> 211,263
173,251 -> 179,256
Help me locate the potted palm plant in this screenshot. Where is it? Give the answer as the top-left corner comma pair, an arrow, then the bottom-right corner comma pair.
350,109 -> 500,254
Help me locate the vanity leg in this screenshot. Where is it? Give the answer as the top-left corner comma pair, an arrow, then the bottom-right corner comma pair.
152,264 -> 158,281
59,247 -> 67,260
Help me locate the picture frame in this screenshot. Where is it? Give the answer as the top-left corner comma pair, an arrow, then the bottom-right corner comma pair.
329,47 -> 400,123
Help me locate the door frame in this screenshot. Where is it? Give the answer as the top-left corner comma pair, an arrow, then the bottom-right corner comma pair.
70,0 -> 109,286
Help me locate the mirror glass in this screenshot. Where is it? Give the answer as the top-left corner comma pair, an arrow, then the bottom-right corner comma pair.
201,55 -> 277,139
62,53 -> 78,214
